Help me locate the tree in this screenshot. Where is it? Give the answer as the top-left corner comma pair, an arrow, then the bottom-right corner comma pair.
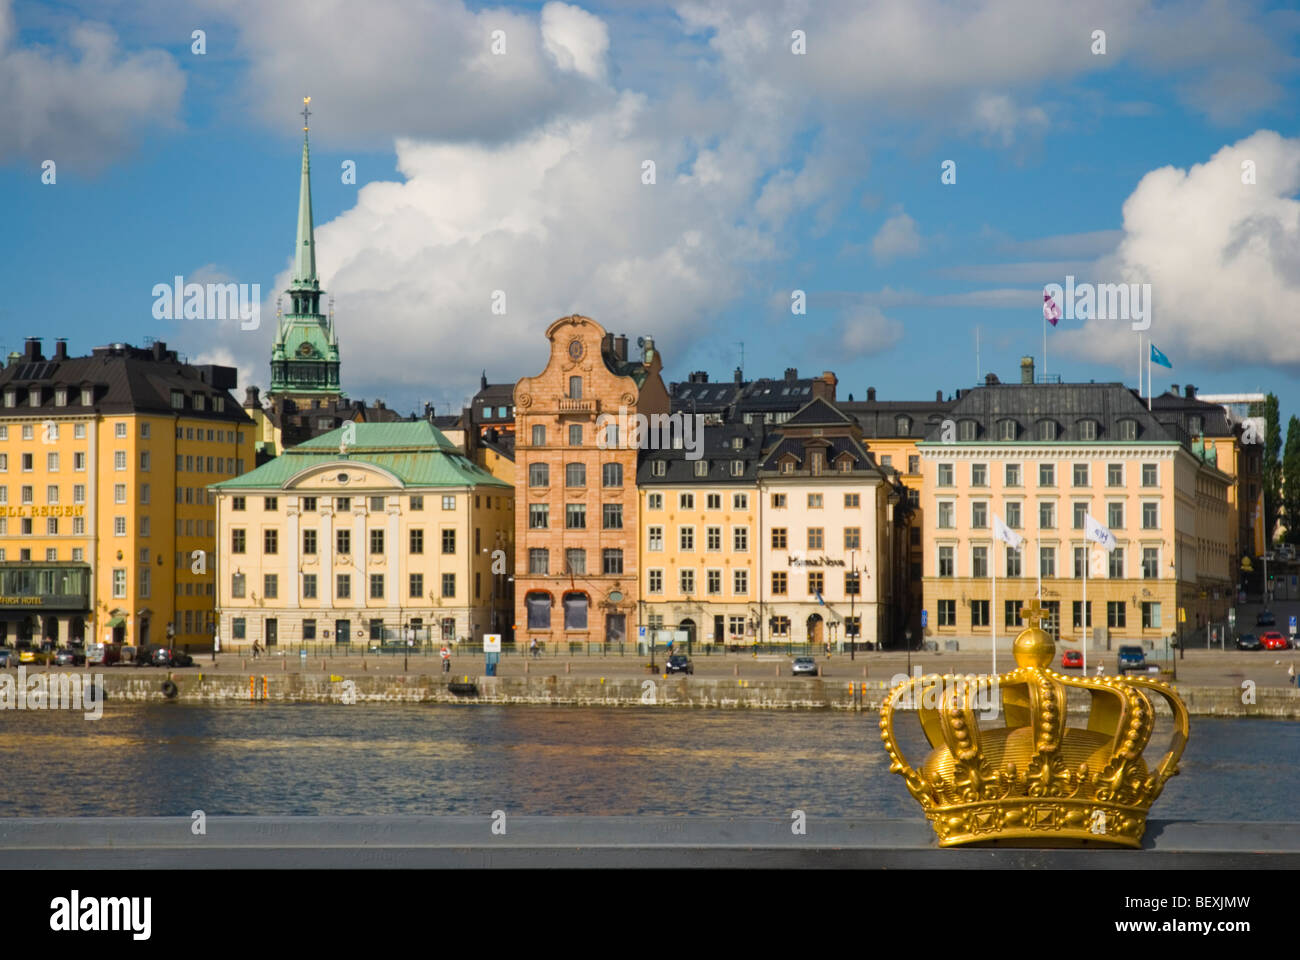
1253,394 -> 1282,546
1282,415 -> 1300,545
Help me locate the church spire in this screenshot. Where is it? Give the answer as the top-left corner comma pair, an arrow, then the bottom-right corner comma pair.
291,96 -> 318,293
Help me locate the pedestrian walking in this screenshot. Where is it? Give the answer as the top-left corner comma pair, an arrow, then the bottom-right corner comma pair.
251,639 -> 261,660
530,637 -> 539,659
1095,661 -> 1104,676
440,644 -> 451,673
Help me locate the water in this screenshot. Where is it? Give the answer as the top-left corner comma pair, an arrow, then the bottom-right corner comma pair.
0,704 -> 1294,820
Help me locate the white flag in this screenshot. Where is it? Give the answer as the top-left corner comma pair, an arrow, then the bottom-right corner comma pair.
1085,513 -> 1117,551
993,515 -> 1023,549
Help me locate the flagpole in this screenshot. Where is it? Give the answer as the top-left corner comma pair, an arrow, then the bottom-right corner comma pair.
1138,332 -> 1143,401
1082,542 -> 1088,675
1043,311 -> 1047,382
1147,345 -> 1152,411
991,547 -> 997,675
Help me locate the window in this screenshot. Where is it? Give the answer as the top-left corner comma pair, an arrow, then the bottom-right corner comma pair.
908,455 -> 920,474
1142,502 -> 1159,529
47,452 -> 60,472
527,504 -> 550,529
771,493 -> 787,508
20,485 -> 32,505
602,463 -> 622,487
1118,419 -> 1138,441
566,504 -> 586,529
440,529 -> 455,554
531,425 -> 546,447
1039,501 -> 1055,529
1073,602 -> 1093,629
706,493 -> 722,510
679,526 -> 695,551
844,493 -> 860,509
1005,601 -> 1022,629
1142,602 -> 1162,629
1107,463 -> 1124,487
231,573 -> 246,598
938,546 -> 954,577
694,460 -> 709,478
972,546 -> 988,578
651,460 -> 666,478
231,529 -> 246,553
648,569 -> 663,593
569,424 -> 583,447
408,495 -> 422,511
937,600 -> 956,627
1006,547 -> 1021,578
896,415 -> 911,434
565,463 -> 586,487
1188,415 -> 1203,436
337,574 -> 352,599
958,421 -> 977,441
937,464 -> 954,486
302,529 -> 317,554
408,529 -> 424,554
1141,463 -> 1158,487
1072,464 -> 1089,487
648,526 -> 664,551
971,600 -> 990,627
442,496 -> 455,510
603,503 -> 623,529
971,501 -> 988,528
114,516 -> 127,536
733,493 -> 748,510
442,573 -> 456,598
528,548 -> 550,575
648,493 -> 663,510
704,568 -> 722,594
997,420 -> 1017,441
114,450 -> 126,471
603,421 -> 618,447
1107,502 -> 1124,529
568,376 -> 583,399
115,422 -> 127,439
369,574 -> 384,599
231,496 -> 246,511
526,592 -> 551,629
261,496 -> 277,511
971,463 -> 987,486
1074,547 -> 1086,578
563,592 -> 588,631
844,526 -> 860,550
1108,550 -> 1124,579
679,493 -> 695,510
302,574 -> 317,599
1039,464 -> 1055,487
734,569 -> 749,595
808,572 -> 824,596
1079,420 -> 1098,441
1040,546 -> 1056,577
771,572 -> 788,595
336,497 -> 351,512
1108,601 -> 1126,628
705,525 -> 722,551
264,574 -> 278,600
336,529 -> 351,554
1142,547 -> 1159,579
770,616 -> 790,637
937,502 -> 954,528
1005,463 -> 1021,487
46,484 -> 59,504
807,527 -> 824,550
232,618 -> 246,640
1006,501 -> 1021,528
771,527 -> 787,550
1073,503 -> 1087,529
679,569 -> 695,593
303,619 -> 316,640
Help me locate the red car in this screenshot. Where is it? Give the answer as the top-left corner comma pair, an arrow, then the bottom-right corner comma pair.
1061,650 -> 1083,669
1261,631 -> 1292,650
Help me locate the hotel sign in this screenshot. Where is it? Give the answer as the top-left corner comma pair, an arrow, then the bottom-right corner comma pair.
0,506 -> 86,518
786,555 -> 847,567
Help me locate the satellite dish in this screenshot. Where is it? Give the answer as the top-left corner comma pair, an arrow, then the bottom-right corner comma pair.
636,337 -> 645,349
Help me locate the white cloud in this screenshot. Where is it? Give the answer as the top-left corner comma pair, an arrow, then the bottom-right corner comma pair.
871,209 -> 922,262
1057,130 -> 1300,369
0,0 -> 184,167
968,92 -> 1048,147
541,1 -> 610,82
837,305 -> 903,357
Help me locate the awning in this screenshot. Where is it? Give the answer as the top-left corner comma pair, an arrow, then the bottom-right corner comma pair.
107,617 -> 125,628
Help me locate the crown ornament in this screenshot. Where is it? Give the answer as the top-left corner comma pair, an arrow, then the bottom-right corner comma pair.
880,598 -> 1189,847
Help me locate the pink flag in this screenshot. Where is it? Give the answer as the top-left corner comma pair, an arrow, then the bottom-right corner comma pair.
1043,291 -> 1061,326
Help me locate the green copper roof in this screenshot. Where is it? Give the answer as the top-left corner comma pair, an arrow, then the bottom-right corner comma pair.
212,421 -> 511,490
292,132 -> 317,289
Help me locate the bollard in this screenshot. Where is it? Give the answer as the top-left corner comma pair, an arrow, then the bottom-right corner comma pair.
282,657 -> 287,672
262,675 -> 268,700
242,658 -> 246,670
733,664 -> 739,677
249,675 -> 254,701
862,665 -> 868,678
363,659 -> 367,672
774,663 -> 779,677
566,662 -> 571,674
322,659 -> 326,672
524,660 -> 529,675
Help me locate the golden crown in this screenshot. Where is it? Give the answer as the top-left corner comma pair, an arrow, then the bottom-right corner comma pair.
880,598 -> 1189,848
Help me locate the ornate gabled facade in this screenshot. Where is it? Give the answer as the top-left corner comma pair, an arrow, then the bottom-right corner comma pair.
268,104 -> 342,409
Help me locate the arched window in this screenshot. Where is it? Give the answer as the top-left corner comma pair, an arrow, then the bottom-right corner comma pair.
1037,419 -> 1057,441
895,415 -> 911,435
563,592 -> 588,631
526,592 -> 551,630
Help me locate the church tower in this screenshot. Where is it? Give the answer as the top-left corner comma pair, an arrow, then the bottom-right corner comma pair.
268,98 -> 343,407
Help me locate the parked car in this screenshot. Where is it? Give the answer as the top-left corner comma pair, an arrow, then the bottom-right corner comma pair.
0,648 -> 17,667
1235,633 -> 1262,651
18,648 -> 38,664
119,645 -> 143,665
53,648 -> 86,667
86,642 -> 122,666
1256,609 -> 1277,626
664,654 -> 694,675
1117,645 -> 1146,673
1261,631 -> 1292,650
791,656 -> 819,676
150,646 -> 194,667
1061,650 -> 1083,669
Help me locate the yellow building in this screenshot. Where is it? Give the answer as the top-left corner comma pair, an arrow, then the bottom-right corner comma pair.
0,338 -> 255,649
212,421 -> 513,650
919,378 -> 1232,655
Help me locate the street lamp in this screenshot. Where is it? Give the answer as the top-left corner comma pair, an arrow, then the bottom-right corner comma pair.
849,548 -> 856,661
905,627 -> 913,676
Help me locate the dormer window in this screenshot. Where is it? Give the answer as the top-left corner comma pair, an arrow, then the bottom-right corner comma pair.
54,388 -> 67,407
997,419 -> 1017,441
694,460 -> 709,477
1188,415 -> 1203,436
1037,419 -> 1057,441
780,459 -> 795,474
1117,419 -> 1138,441
1078,419 -> 1098,441
28,388 -> 40,407
958,420 -> 977,441
170,390 -> 184,410
193,393 -> 206,411
3,390 -> 15,407
650,460 -> 666,478
80,388 -> 93,406
896,415 -> 911,435
810,452 -> 824,475
731,436 -> 744,450
839,457 -> 853,472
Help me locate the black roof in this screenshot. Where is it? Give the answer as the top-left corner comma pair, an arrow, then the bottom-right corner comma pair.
636,422 -> 767,485
842,398 -> 958,439
0,339 -> 251,423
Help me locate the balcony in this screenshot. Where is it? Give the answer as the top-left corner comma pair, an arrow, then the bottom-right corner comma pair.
558,397 -> 598,414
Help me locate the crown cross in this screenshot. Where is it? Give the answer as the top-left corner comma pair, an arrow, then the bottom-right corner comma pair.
301,96 -> 312,131
1018,596 -> 1046,629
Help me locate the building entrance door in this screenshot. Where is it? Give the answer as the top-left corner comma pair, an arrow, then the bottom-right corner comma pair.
266,618 -> 278,647
807,614 -> 824,645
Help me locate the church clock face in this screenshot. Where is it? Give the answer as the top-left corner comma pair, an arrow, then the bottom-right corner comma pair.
297,342 -> 314,357
568,339 -> 583,361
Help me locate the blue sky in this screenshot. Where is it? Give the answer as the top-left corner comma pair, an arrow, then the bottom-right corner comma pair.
2,0 -> 1298,423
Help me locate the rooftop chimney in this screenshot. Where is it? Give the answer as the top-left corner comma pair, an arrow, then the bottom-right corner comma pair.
613,334 -> 628,362
689,371 -> 708,384
23,337 -> 43,362
936,390 -> 943,401
867,387 -> 877,401
812,371 -> 837,401
1020,356 -> 1034,385
784,367 -> 798,383
53,339 -> 68,361
734,367 -> 743,385
1171,384 -> 1179,396
1185,384 -> 1196,399
985,373 -> 1001,385
244,385 -> 261,409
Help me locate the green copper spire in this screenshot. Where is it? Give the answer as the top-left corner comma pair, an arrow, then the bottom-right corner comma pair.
292,97 -> 317,289
269,96 -> 343,406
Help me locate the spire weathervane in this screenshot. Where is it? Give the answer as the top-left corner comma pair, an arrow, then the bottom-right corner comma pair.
301,96 -> 312,132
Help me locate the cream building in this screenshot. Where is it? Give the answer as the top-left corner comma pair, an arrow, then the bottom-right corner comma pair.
212,421 -> 512,650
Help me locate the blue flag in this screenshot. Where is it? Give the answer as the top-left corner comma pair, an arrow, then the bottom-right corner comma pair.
1150,344 -> 1173,369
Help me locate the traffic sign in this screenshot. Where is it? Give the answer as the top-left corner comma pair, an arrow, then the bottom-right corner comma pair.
637,626 -> 647,639
920,610 -> 928,628
483,634 -> 502,653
